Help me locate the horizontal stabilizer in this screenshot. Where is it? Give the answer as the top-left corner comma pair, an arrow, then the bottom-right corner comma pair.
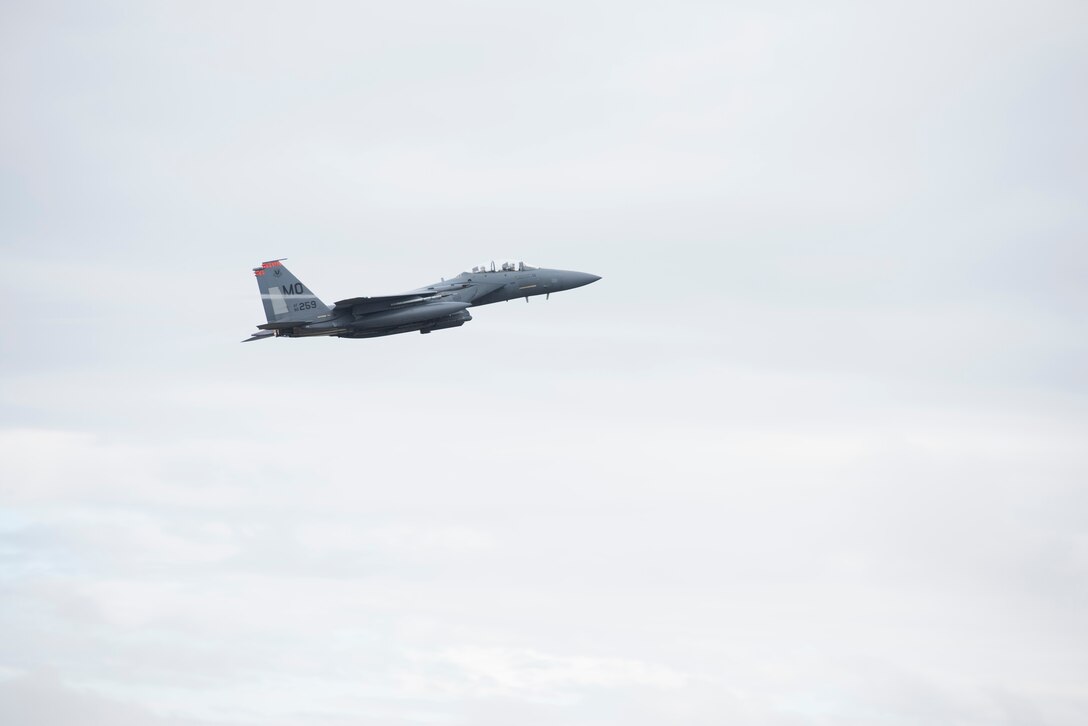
241,330 -> 276,343
257,321 -> 303,330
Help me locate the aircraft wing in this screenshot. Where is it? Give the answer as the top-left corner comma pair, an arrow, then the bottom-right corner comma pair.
332,294 -> 441,316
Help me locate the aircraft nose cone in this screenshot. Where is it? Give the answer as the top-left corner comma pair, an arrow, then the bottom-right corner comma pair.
569,271 -> 601,288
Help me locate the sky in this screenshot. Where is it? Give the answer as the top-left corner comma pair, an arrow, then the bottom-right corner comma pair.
1,1 -> 1086,724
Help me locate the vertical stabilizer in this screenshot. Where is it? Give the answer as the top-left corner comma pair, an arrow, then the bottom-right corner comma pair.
253,260 -> 331,324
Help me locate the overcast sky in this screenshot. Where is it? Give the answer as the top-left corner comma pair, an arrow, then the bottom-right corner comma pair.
2,1 -> 1086,724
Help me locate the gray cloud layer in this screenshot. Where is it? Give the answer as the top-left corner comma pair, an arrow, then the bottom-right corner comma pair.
2,1 -> 1086,724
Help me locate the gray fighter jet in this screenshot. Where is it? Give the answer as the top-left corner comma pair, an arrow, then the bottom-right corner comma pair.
243,260 -> 601,341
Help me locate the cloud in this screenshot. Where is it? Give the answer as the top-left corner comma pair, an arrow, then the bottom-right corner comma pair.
409,646 -> 690,700
0,671 -> 222,726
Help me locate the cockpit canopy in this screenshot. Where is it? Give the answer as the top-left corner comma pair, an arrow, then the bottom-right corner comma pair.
469,261 -> 538,273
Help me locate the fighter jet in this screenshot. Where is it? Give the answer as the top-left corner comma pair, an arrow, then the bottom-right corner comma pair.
243,260 -> 601,341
